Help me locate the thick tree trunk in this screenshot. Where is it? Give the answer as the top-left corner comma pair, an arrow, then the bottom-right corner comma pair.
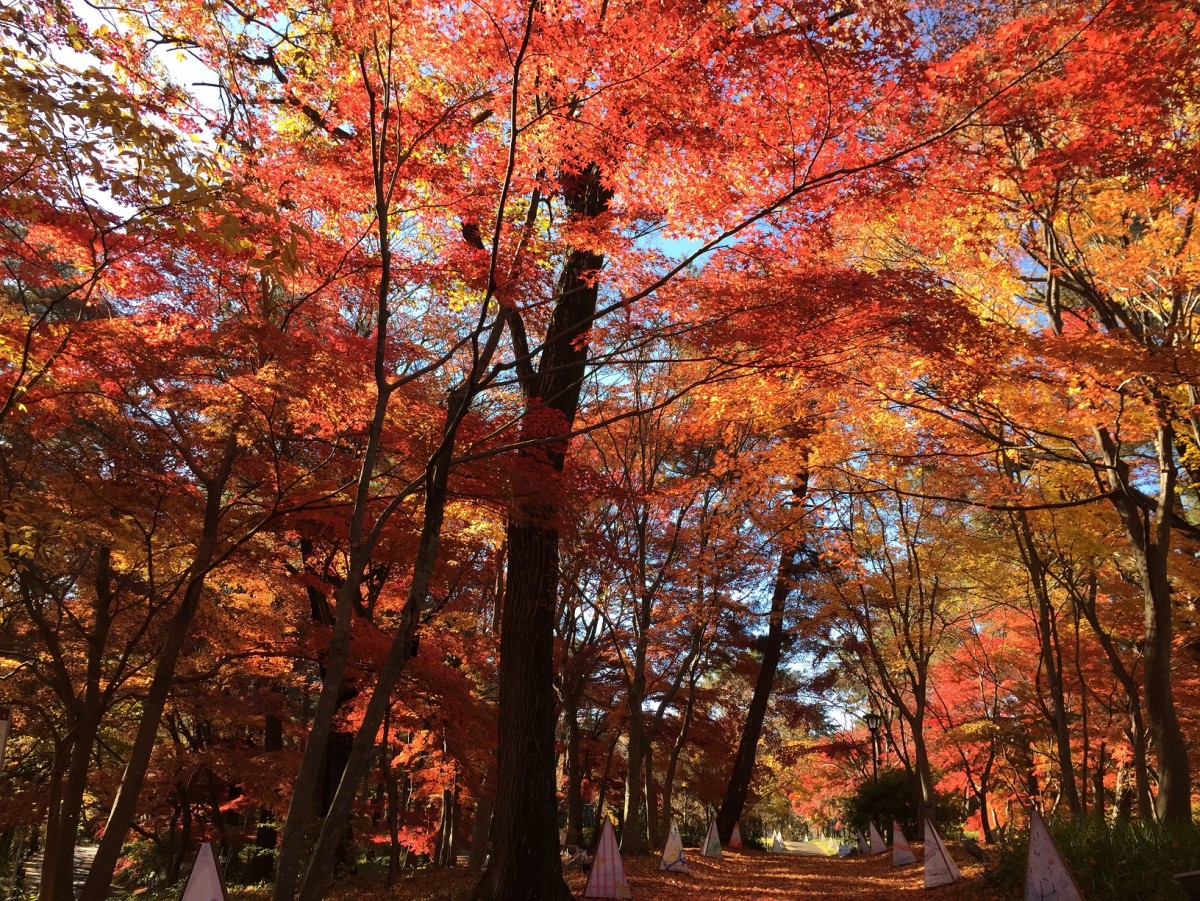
436,783 -> 455,867
477,515 -> 572,899
475,163 -> 610,900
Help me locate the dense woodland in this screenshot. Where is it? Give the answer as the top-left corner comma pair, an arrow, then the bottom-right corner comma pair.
2,0 -> 1199,897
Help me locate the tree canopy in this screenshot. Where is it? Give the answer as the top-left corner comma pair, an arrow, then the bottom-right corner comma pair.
2,0 -> 1199,898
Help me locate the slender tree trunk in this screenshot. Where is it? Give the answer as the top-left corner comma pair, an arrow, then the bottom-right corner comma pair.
1068,565 -> 1155,821
977,788 -> 992,843
1130,713 -> 1154,821
285,50 -> 518,888
593,725 -> 621,847
250,715 -> 284,883
46,713 -> 101,901
1010,508 -> 1080,815
384,761 -> 402,886
1073,609 -> 1089,817
295,338 -> 494,899
1142,548 -> 1190,823
621,658 -> 647,853
436,785 -> 455,867
295,451 -> 454,900
1096,424 -> 1191,824
717,542 -> 796,841
167,780 -> 193,885
563,695 -> 584,846
81,435 -> 239,901
644,744 -> 659,849
48,548 -> 116,901
913,723 -> 936,828
39,746 -> 67,901
659,675 -> 697,831
468,798 -> 492,871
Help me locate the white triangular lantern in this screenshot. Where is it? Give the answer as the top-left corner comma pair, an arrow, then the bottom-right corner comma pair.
585,819 -> 632,899
659,819 -> 689,874
857,830 -> 868,855
181,843 -> 227,901
892,822 -> 916,867
729,820 -> 743,849
771,830 -> 785,852
869,822 -> 887,855
924,821 -> 961,889
702,818 -> 722,858
1024,809 -> 1082,901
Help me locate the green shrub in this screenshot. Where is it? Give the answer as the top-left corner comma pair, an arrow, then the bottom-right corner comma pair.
845,769 -> 917,838
984,817 -> 1200,900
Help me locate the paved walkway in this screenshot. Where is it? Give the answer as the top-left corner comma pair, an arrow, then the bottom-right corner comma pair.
22,844 -> 99,894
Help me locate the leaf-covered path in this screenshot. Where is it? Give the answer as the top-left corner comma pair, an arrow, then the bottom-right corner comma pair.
360,845 -> 988,901
568,846 -> 989,900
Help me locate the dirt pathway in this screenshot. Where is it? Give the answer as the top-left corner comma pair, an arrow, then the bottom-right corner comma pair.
565,846 -> 987,900
369,844 -> 989,900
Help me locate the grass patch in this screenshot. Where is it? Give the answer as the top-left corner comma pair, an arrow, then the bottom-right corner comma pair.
983,817 -> 1200,900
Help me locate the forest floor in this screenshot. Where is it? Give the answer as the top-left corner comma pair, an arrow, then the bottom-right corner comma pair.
325,844 -> 992,900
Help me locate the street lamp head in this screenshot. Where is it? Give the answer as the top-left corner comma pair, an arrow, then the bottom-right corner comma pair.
864,711 -> 881,733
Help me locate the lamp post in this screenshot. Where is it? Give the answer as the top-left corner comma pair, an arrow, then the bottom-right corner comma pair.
863,711 -> 882,783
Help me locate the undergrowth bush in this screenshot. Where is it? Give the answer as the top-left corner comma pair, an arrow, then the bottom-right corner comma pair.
984,817 -> 1200,900
845,769 -> 916,839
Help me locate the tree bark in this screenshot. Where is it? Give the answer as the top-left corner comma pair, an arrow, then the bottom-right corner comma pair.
717,543 -> 797,842
1063,565 -> 1154,820
475,163 -> 610,900
563,694 -> 584,846
1095,424 -> 1191,824
660,672 -> 699,832
910,709 -> 936,828
644,743 -> 659,849
468,798 -> 492,871
1009,507 -> 1080,815
38,745 -> 67,901
620,644 -> 648,853
80,434 -> 240,901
